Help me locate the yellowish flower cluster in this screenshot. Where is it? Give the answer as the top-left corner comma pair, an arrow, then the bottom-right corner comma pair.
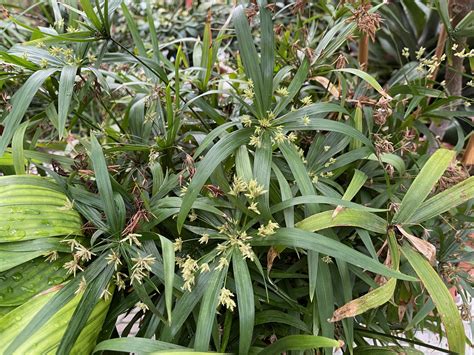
219,287 -> 236,311
62,239 -> 95,276
106,250 -> 122,271
130,254 -> 156,284
276,86 -> 289,96
243,79 -> 254,100
417,53 -> 446,77
217,222 -> 255,261
180,255 -> 199,291
229,176 -> 267,200
257,220 -> 279,237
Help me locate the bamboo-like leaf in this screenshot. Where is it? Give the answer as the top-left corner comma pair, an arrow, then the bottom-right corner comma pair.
331,233 -> 399,322
94,337 -> 186,353
393,149 -> 455,224
57,65 -> 77,139
274,58 -> 309,116
159,235 -> 175,323
251,228 -> 415,281
80,0 -> 103,31
0,68 -> 57,156
401,244 -> 465,354
232,251 -> 254,355
259,5 -> 274,110
258,335 -> 342,355
334,68 -> 391,98
253,132 -> 272,219
177,129 -> 253,232
194,267 -> 226,351
89,135 -> 122,233
232,5 -> 265,117
11,122 -> 28,175
296,209 -> 387,234
255,310 -> 310,332
407,176 -> 474,223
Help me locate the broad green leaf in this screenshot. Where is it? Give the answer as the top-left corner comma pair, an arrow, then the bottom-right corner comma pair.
251,228 -> 415,281
296,209 -> 387,234
0,68 -> 57,156
232,251 -> 254,355
401,244 -> 465,354
393,149 -> 455,224
58,66 -> 78,139
57,266 -> 114,354
407,176 -> 474,223
4,255 -> 109,354
258,335 -> 342,355
0,255 -> 70,306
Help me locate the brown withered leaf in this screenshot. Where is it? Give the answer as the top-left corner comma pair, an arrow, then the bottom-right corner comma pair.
397,225 -> 436,265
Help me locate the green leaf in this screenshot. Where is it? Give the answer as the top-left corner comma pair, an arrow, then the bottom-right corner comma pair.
94,338 -> 186,353
0,68 -> 57,156
194,267 -> 226,351
58,266 -> 114,354
342,170 -> 367,201
274,58 -> 309,116
3,256 -> 111,354
233,5 -> 265,117
401,244 -> 465,354
80,0 -> 103,31
296,209 -> 387,234
232,251 -> 254,355
0,255 -> 70,306
407,176 -> 474,223
255,310 -> 310,332
58,66 -> 78,139
258,335 -> 342,355
259,6 -> 274,110
89,135 -> 122,233
177,128 -> 253,232
253,132 -> 272,219
393,149 -> 455,224
251,228 -> 415,281
330,233 -> 399,322
11,122 -> 28,175
159,235 -> 175,323
334,68 -> 390,98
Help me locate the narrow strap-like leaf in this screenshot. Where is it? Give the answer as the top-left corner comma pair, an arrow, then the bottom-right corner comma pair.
58,65 -> 77,139
393,149 -> 455,224
401,244 -> 465,354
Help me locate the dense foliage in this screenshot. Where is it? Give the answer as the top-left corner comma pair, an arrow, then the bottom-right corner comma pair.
0,0 -> 473,354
